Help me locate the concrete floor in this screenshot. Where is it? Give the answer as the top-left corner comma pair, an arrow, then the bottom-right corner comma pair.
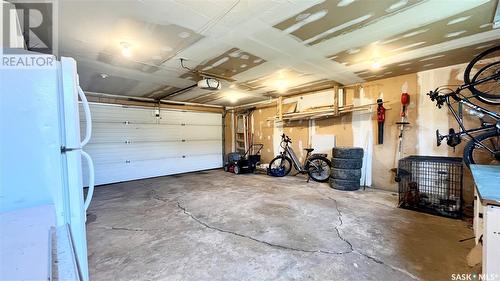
86,170 -> 475,281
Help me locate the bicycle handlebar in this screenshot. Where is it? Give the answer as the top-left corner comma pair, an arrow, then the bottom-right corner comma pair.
427,89 -> 446,108
281,134 -> 292,144
427,87 -> 461,109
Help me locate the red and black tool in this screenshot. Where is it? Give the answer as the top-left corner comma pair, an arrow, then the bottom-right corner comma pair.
400,92 -> 410,118
377,98 -> 386,144
394,89 -> 411,182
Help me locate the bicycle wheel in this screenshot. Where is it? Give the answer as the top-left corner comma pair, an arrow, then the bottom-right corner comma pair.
268,155 -> 292,177
306,156 -> 331,182
463,130 -> 500,167
471,61 -> 500,104
464,46 -> 500,104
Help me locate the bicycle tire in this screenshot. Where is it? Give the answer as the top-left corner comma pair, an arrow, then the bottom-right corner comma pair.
464,46 -> 500,103
329,178 -> 360,191
330,168 -> 361,180
332,147 -> 364,159
463,130 -> 500,168
268,155 -> 292,177
331,157 -> 363,169
306,156 -> 331,182
471,61 -> 500,105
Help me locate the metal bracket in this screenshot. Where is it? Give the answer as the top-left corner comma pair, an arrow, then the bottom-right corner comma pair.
61,146 -> 81,153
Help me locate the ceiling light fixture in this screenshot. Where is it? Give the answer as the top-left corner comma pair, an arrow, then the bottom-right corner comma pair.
371,59 -> 382,70
225,91 -> 241,104
275,79 -> 288,93
229,96 -> 239,104
120,42 -> 132,57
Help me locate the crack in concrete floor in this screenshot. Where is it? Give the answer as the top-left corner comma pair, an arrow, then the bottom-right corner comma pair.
176,201 -> 350,255
98,189 -> 419,280
314,189 -> 420,280
173,193 -> 419,281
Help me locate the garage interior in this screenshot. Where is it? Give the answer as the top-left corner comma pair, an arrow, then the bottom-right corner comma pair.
1,0 -> 499,281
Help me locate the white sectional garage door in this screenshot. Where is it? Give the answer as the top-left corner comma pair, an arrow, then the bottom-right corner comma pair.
80,103 -> 222,186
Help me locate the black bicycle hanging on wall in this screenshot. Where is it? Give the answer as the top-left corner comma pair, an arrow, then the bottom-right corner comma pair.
428,45 -> 499,167
268,134 -> 331,182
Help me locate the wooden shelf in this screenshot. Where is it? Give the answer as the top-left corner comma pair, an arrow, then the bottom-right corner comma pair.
268,103 -> 392,122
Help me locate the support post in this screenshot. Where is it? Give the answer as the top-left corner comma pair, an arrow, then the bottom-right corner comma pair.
277,96 -> 283,121
333,86 -> 339,116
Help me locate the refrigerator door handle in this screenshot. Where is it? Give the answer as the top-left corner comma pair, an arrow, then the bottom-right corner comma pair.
81,150 -> 95,212
78,86 -> 92,147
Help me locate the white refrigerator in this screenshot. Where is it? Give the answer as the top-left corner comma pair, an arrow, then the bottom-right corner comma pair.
0,56 -> 94,280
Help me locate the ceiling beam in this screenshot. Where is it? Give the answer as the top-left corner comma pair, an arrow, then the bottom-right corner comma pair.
154,84 -> 198,101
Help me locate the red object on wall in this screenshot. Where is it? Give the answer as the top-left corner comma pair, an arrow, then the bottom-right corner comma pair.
377,99 -> 385,144
377,102 -> 386,122
401,92 -> 410,117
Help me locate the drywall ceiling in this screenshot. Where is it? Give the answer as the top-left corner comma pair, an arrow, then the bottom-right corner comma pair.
54,0 -> 500,106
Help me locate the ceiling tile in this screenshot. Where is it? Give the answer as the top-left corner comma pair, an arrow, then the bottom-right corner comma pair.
274,0 -> 424,45
330,0 -> 497,66
180,48 -> 266,81
95,19 -> 203,73
356,38 -> 500,81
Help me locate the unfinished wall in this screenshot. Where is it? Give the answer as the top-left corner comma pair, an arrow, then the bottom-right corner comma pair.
224,112 -> 234,159
225,60 -> 496,207
251,106 -> 277,163
362,74 -> 419,191
230,76 -> 419,191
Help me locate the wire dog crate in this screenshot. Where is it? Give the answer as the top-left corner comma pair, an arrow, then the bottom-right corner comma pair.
398,156 -> 463,219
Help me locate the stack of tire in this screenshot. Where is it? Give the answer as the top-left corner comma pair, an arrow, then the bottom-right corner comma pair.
330,147 -> 364,191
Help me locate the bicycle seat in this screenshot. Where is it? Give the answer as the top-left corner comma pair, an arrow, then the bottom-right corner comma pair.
304,148 -> 314,152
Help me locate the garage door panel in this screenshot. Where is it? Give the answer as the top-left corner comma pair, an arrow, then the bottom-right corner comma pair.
85,124 -> 221,143
182,125 -> 222,140
83,123 -> 182,143
183,154 -> 223,172
183,140 -> 222,155
82,155 -> 222,186
161,110 -> 221,125
83,159 -> 176,186
81,103 -> 223,185
83,141 -> 220,164
160,110 -> 184,125
182,111 -> 221,125
83,142 -> 185,164
80,104 -> 157,124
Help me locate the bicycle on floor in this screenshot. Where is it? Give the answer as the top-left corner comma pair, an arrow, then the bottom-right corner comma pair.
427,45 -> 499,167
268,134 -> 331,182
